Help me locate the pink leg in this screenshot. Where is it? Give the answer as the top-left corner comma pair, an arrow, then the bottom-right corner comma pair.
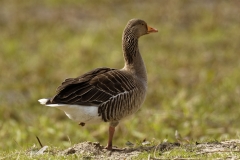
105,126 -> 115,150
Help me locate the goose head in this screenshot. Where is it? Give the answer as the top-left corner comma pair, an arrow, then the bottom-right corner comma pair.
124,19 -> 158,38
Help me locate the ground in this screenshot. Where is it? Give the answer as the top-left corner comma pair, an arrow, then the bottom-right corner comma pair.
16,139 -> 239,159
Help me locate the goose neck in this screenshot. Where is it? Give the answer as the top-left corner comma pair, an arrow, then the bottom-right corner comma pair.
122,33 -> 147,82
122,33 -> 139,65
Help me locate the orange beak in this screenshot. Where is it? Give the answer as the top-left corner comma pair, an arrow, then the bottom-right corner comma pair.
147,25 -> 158,33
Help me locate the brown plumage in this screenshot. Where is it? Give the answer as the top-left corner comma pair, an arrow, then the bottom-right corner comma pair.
38,19 -> 157,150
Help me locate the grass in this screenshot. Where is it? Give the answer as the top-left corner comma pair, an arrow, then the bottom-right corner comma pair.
0,0 -> 240,159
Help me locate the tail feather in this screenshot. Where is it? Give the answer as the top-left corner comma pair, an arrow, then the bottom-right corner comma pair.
38,98 -> 67,107
38,98 -> 50,105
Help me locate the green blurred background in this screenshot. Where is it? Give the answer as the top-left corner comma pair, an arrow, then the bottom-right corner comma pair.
0,0 -> 240,151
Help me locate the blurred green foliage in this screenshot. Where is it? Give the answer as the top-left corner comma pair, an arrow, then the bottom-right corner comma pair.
0,0 -> 240,151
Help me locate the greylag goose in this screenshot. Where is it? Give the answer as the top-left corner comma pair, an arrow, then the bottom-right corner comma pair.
38,19 -> 157,150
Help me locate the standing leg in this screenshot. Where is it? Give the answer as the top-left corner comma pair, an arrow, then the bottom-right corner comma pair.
105,121 -> 119,150
106,126 -> 115,150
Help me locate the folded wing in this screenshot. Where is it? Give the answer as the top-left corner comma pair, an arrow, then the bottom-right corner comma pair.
47,67 -> 136,106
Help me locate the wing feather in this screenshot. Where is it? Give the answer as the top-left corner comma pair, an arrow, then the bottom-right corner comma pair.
48,68 -> 135,106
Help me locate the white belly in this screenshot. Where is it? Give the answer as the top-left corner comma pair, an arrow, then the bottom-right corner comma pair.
46,104 -> 102,123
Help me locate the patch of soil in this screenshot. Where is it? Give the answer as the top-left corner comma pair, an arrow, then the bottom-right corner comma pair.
58,141 -> 180,159
61,141 -> 140,159
195,139 -> 240,155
